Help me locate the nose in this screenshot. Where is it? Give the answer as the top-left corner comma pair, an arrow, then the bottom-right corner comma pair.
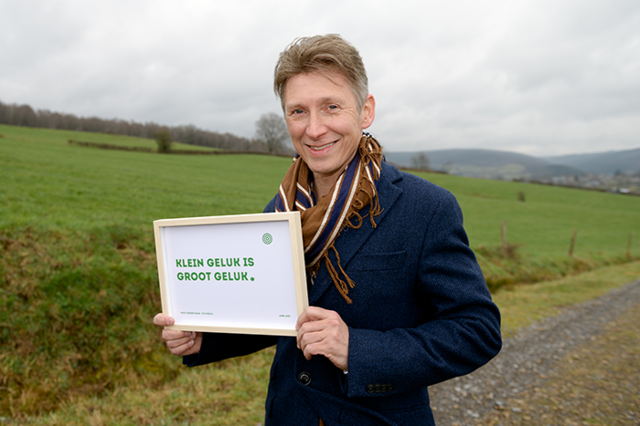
306,111 -> 327,140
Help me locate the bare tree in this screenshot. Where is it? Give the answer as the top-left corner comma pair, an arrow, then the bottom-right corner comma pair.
410,152 -> 430,171
255,112 -> 289,154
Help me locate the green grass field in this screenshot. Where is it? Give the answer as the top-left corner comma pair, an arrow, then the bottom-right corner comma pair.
1,124 -> 274,230
413,170 -> 639,287
3,124 -> 636,258
1,124 -> 639,422
420,171 -> 638,259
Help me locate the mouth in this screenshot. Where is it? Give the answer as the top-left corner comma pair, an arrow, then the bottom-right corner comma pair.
308,141 -> 337,151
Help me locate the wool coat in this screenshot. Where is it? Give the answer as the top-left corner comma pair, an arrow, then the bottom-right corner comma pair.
184,161 -> 502,425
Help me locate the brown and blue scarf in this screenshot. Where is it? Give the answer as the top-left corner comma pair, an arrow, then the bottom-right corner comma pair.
274,132 -> 383,304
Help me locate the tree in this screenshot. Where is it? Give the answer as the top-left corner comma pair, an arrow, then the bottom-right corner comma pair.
155,128 -> 172,153
410,152 -> 430,171
255,112 -> 289,154
0,99 -> 263,152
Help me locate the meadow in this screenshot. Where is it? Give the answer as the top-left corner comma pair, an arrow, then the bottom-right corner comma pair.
1,124 -> 639,423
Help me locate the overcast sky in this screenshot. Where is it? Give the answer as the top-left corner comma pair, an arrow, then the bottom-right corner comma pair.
1,0 -> 639,156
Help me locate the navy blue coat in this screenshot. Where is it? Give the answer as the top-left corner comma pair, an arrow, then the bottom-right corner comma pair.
185,161 -> 502,425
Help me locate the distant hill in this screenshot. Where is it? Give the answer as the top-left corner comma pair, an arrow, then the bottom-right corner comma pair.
385,147 -> 640,179
542,147 -> 640,175
384,149 -> 584,180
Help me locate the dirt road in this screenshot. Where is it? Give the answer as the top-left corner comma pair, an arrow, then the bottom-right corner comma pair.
429,279 -> 640,425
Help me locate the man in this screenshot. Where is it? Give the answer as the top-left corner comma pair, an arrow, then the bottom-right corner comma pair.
154,34 -> 501,425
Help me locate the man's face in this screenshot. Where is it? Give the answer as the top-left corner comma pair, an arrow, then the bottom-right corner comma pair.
283,72 -> 375,189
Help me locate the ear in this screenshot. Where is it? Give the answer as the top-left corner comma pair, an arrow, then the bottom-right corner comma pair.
361,94 -> 376,129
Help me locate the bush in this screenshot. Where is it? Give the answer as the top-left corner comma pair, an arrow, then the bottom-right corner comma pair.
155,128 -> 172,153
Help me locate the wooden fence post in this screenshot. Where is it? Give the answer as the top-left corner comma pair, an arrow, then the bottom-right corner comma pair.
568,229 -> 578,257
501,221 -> 508,257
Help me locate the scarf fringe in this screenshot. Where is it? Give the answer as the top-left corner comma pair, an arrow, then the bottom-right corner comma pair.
347,136 -> 384,230
325,245 -> 355,304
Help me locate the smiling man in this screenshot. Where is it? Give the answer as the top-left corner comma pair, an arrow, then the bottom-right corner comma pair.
154,34 -> 502,425
282,71 -> 375,199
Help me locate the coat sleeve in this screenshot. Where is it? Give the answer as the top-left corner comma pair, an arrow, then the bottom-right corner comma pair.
344,191 -> 502,398
183,332 -> 278,367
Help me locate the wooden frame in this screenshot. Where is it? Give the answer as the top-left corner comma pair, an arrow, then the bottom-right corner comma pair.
154,212 -> 308,336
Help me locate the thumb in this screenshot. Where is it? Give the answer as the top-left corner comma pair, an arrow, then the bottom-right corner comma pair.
154,313 -> 175,327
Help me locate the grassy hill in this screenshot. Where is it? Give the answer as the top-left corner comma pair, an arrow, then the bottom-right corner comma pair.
1,124 -> 639,420
385,149 -> 585,179
386,146 -> 640,178
543,147 -> 640,175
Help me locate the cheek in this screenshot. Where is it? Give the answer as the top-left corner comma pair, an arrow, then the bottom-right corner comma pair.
332,115 -> 360,134
285,121 -> 303,139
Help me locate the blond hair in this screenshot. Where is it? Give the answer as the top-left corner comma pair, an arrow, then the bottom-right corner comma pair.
274,34 -> 369,111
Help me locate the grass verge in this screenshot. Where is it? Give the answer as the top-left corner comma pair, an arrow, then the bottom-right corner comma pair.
0,227 -> 177,416
6,262 -> 639,425
494,260 -> 640,338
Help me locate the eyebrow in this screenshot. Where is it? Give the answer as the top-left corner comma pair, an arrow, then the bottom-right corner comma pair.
286,96 -> 345,111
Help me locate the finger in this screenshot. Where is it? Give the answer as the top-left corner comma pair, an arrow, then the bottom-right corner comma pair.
298,327 -> 324,349
163,329 -> 195,342
295,310 -> 310,331
301,339 -> 325,360
153,313 -> 175,327
298,320 -> 336,353
296,308 -> 342,349
298,320 -> 325,337
295,306 -> 331,330
168,338 -> 196,356
166,332 -> 196,349
301,331 -> 349,370
300,329 -> 336,361
297,320 -> 326,344
304,306 -> 330,320
297,314 -> 342,341
296,321 -> 316,349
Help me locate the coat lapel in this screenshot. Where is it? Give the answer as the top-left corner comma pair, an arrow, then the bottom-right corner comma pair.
308,162 -> 404,305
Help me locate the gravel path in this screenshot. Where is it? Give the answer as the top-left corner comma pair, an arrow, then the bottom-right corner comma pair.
428,279 -> 640,425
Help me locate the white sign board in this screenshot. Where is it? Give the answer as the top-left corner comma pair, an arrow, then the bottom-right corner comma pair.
154,212 -> 308,336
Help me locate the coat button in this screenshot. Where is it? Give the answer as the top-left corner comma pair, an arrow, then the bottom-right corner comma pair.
366,384 -> 375,394
298,372 -> 312,386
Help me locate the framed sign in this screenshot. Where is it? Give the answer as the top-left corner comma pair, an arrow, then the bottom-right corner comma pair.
154,212 -> 308,336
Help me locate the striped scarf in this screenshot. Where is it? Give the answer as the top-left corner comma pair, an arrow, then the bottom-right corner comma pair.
275,133 -> 383,304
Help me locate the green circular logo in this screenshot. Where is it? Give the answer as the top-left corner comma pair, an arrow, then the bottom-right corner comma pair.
262,233 -> 273,245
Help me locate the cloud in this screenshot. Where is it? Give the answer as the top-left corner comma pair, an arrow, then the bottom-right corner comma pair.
1,0 -> 639,156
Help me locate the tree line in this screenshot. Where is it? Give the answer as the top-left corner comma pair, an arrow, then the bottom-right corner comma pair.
0,99 -> 273,153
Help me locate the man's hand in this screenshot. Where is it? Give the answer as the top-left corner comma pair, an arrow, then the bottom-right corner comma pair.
295,306 -> 349,371
153,313 -> 202,356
